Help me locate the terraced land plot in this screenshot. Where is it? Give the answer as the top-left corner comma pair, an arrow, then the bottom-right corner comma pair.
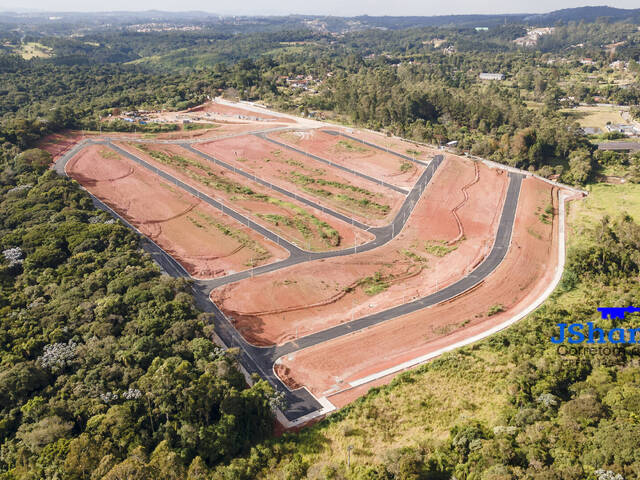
276,176 -> 559,399
116,142 -> 373,251
332,128 -> 440,162
211,155 -> 509,346
195,135 -> 405,227
66,145 -> 288,278
267,129 -> 426,189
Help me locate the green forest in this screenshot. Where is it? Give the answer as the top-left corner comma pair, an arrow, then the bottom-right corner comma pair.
1,10 -> 640,479
0,149 -> 279,477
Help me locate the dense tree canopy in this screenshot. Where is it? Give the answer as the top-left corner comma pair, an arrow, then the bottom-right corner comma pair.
0,150 -> 278,478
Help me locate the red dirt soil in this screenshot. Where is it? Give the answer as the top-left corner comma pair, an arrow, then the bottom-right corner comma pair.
66,145 -> 288,278
38,132 -> 83,161
153,121 -> 283,140
194,135 -> 406,226
332,128 -> 440,162
211,156 -> 508,346
267,129 -> 426,189
113,142 -> 374,251
188,101 -> 295,123
277,176 -> 560,398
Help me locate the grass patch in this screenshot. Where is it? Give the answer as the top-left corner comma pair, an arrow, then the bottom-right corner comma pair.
357,272 -> 390,296
98,149 -> 119,160
487,303 -> 504,316
558,105 -> 626,130
539,203 -> 554,224
400,249 -> 428,264
335,193 -> 390,214
336,139 -> 369,153
568,183 -> 640,236
188,210 -> 270,264
182,122 -> 220,131
400,161 -> 412,172
290,171 -> 390,215
425,240 -> 458,257
290,172 -> 375,196
527,227 -> 542,240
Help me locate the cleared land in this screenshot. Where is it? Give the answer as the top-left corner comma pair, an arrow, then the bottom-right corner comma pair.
15,42 -> 53,59
50,99 -> 566,419
267,129 -> 426,189
155,120 -> 285,140
66,145 -> 288,278
188,101 -> 296,123
211,156 -> 508,346
275,176 -> 558,398
38,132 -> 84,161
194,135 -> 405,226
560,105 -> 627,131
334,128 -> 439,161
115,142 -> 373,251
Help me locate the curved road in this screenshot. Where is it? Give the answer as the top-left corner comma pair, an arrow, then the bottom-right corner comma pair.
56,134 -> 523,423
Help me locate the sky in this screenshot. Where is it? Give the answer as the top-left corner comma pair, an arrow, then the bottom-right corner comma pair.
1,0 -> 639,16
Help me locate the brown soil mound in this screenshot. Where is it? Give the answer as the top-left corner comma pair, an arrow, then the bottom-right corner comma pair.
188,102 -> 295,123
38,131 -> 83,161
154,122 -> 278,140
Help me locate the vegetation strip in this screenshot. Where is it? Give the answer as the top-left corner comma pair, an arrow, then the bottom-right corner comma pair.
133,144 -> 341,248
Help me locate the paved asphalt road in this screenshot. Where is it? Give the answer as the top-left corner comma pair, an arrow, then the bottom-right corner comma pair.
56,136 -> 523,422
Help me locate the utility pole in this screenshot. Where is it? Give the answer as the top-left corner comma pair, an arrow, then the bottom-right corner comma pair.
347,445 -> 354,469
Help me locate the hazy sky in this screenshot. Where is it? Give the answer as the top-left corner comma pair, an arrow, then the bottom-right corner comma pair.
2,0 -> 639,16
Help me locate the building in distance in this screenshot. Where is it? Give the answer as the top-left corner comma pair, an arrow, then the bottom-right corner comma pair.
479,73 -> 505,81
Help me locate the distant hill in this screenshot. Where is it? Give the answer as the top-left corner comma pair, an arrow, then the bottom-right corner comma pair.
524,6 -> 640,25
354,6 -> 640,29
0,6 -> 639,33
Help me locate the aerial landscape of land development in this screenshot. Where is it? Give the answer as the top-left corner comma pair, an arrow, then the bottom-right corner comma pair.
38,97 -> 584,426
5,4 -> 640,479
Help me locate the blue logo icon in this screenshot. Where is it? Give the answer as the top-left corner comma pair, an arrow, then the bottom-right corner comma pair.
551,306 -> 640,345
597,306 -> 640,320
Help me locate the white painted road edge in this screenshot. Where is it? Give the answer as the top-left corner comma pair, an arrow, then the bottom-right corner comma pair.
347,190 -> 570,388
